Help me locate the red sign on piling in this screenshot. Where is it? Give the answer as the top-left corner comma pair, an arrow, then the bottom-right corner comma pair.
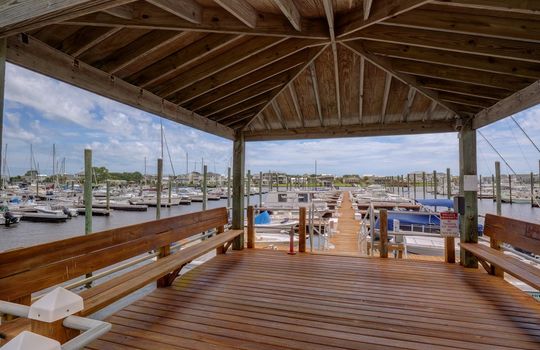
440,212 -> 459,237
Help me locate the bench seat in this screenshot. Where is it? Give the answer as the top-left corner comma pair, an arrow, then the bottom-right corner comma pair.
461,242 -> 540,290
80,229 -> 243,316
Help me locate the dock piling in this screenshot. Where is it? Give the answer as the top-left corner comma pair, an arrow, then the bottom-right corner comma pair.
379,209 -> 388,259
433,170 -> 437,199
202,164 -> 207,211
495,162 -> 501,215
106,179 -> 110,211
156,158 -> 162,219
413,173 -> 417,200
299,207 -> 306,253
446,168 -> 451,200
247,205 -> 254,249
246,170 -> 251,208
422,172 -> 426,199
259,171 -> 262,207
84,149 -> 93,287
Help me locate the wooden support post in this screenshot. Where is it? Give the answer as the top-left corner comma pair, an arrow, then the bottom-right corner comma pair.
433,170 -> 438,199
227,167 -> 231,209
246,170 -> 251,208
508,174 -> 512,204
492,174 -> 495,201
446,168 -> 451,200
168,177 -> 172,205
105,179 -> 110,211
232,133 -> 245,250
84,149 -> 92,234
202,164 -> 207,211
299,207 -> 306,253
31,319 -> 78,344
413,173 -> 417,200
247,205 -> 254,248
445,237 -> 455,264
407,174 -> 410,198
531,172 -> 535,207
495,162 -> 502,215
259,171 -> 263,207
422,172 -> 426,199
459,121 -> 478,268
215,225 -> 226,255
479,175 -> 482,199
156,158 -> 162,219
379,209 -> 388,258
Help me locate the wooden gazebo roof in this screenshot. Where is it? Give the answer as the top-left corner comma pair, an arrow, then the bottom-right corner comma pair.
2,0 -> 539,140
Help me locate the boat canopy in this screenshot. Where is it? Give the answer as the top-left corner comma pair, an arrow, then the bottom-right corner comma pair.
416,199 -> 454,209
255,211 -> 271,225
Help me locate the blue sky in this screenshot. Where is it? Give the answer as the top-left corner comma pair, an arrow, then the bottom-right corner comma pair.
3,63 -> 540,177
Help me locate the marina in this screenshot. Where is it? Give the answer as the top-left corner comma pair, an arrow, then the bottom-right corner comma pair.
1,1 -> 540,350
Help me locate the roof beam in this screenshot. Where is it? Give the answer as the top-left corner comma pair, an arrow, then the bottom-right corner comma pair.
437,92 -> 496,109
64,3 -> 329,39
288,84 -> 304,127
432,0 -> 540,15
364,0 -> 374,19
384,6 -> 540,43
243,120 -> 457,141
417,78 -> 512,100
390,58 -> 536,91
6,34 -> 234,139
147,0 -> 201,23
272,0 -> 302,31
60,26 -> 121,57
473,80 -> 540,129
309,62 -> 324,126
340,25 -> 540,64
271,100 -> 288,129
214,0 -> 258,29
323,0 -> 341,125
381,73 -> 392,124
336,0 -> 431,38
0,0 -> 135,38
358,56 -> 364,124
361,40 -> 540,79
401,87 -> 417,122
341,41 -> 461,116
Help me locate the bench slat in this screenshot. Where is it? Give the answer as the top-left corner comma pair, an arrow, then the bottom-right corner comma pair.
80,229 -> 243,316
484,214 -> 540,255
461,243 -> 540,290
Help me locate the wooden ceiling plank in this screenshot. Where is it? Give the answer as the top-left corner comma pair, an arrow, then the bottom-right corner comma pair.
362,40 -> 540,79
272,0 -> 302,31
390,58 -> 536,91
5,34 -> 234,139
214,98 -> 271,122
401,87 -> 416,122
418,78 -> 512,100
182,50 -> 308,111
242,44 -> 329,131
153,36 -> 282,98
64,4 -> 329,39
271,100 -> 288,129
97,30 -> 185,73
432,0 -> 540,15
336,0 -> 431,38
309,62 -> 324,127
128,33 -> 238,88
147,0 -> 201,24
438,92 -> 497,109
381,72 -> 392,124
340,25 -> 540,64
342,41 -> 461,117
384,7 -> 540,43
473,80 -> 540,128
170,38 -> 325,104
214,0 -> 258,29
359,56 -> 365,124
62,26 -> 122,57
243,120 -> 456,141
0,0 -> 136,38
288,84 -> 305,127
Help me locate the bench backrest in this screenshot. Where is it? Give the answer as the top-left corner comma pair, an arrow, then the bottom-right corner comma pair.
484,213 -> 540,255
0,207 -> 228,302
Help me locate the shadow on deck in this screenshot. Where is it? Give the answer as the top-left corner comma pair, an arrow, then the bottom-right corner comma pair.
88,249 -> 540,350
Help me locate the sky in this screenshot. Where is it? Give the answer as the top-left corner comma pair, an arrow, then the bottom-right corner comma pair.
3,63 -> 540,177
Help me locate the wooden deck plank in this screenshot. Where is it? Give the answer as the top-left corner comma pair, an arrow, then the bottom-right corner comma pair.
329,191 -> 362,255
88,249 -> 540,349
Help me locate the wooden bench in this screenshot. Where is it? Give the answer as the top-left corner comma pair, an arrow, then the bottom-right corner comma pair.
0,207 -> 241,326
461,213 -> 540,290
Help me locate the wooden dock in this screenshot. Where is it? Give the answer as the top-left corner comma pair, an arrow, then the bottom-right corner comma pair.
88,249 -> 540,350
329,191 -> 362,255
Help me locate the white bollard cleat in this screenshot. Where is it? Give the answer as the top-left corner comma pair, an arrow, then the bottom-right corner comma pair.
1,331 -> 61,350
28,287 -> 84,323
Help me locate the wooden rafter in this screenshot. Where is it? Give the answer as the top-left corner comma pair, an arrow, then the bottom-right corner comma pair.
214,0 -> 258,29
309,62 -> 324,126
5,34 -> 234,139
322,0 -> 341,125
61,26 -> 121,57
418,78 -> 512,101
271,100 -> 288,130
170,39 -> 325,104
272,0 -> 302,31
339,25 -> 540,64
384,6 -> 540,43
424,100 -> 438,122
63,3 -> 329,39
381,72 -> 392,124
336,0 -> 431,38
364,0 -> 374,20
431,0 -> 540,15
0,0 -> 136,38
341,41 -> 461,117
147,0 -> 201,24
359,56 -> 365,124
473,80 -> 540,129
243,120 -> 457,141
288,84 -> 304,127
401,87 -> 417,122
214,98 -> 271,122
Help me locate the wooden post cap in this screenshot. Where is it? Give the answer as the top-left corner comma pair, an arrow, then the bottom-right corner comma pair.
28,287 -> 83,323
2,331 -> 61,350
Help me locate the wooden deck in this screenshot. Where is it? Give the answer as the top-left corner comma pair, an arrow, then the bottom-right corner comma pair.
88,249 -> 540,350
330,192 -> 362,255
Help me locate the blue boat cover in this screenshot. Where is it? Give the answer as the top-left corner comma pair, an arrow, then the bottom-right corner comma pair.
375,212 -> 440,231
255,211 -> 271,224
416,199 -> 454,208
